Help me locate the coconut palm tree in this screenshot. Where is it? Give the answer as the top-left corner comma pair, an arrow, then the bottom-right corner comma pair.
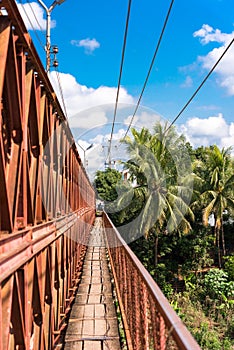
201,146 -> 234,267
119,123 -> 194,265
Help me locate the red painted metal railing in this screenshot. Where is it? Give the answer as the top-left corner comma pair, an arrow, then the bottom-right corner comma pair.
0,1 -> 95,233
103,212 -> 201,350
0,2 -> 96,349
0,209 -> 95,350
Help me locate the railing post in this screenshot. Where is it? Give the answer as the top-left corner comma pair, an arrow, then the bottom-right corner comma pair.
142,285 -> 150,350
132,268 -> 141,349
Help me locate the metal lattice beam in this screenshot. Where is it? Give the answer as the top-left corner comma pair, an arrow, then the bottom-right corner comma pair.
0,2 -> 96,349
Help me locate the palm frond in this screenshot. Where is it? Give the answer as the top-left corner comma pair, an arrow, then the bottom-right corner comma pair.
203,197 -> 216,226
115,186 -> 134,211
226,197 -> 234,214
211,167 -> 219,187
165,199 -> 180,233
200,190 -> 217,200
139,191 -> 166,238
167,192 -> 194,220
223,174 -> 234,190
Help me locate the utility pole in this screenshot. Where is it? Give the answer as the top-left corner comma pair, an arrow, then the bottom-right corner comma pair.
107,139 -> 112,168
37,0 -> 66,72
77,143 -> 94,169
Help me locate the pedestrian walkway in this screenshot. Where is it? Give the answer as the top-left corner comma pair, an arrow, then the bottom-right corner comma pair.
63,217 -> 121,350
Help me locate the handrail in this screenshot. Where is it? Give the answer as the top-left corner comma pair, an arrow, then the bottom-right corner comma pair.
0,207 -> 95,283
103,212 -> 201,350
0,208 -> 95,350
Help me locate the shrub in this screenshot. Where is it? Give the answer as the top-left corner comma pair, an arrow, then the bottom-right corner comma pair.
194,322 -> 233,350
224,255 -> 234,281
203,268 -> 229,300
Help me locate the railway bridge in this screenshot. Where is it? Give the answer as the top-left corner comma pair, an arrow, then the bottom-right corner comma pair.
0,1 -> 201,349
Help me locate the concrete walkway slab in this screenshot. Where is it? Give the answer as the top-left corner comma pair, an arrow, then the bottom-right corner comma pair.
64,218 -> 121,350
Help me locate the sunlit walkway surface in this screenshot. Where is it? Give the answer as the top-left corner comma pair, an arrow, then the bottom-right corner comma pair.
64,218 -> 121,350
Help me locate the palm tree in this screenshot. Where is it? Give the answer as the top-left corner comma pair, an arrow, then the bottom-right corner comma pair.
119,123 -> 194,265
201,146 -> 234,267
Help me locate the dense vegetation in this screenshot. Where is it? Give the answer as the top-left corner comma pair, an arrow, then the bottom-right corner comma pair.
94,122 -> 234,349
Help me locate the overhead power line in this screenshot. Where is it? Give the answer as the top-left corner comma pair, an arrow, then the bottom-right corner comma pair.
165,35 -> 234,133
19,1 -> 67,118
54,67 -> 68,118
123,0 -> 175,140
19,0 -> 45,51
106,0 -> 132,166
26,0 -> 45,33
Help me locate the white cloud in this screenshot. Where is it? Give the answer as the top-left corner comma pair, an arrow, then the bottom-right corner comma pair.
220,76 -> 234,95
75,128 -> 128,180
124,111 -> 162,131
180,76 -> 193,88
17,2 -> 56,31
71,38 -> 100,54
193,24 -> 234,95
181,113 -> 234,150
49,71 -> 134,127
193,24 -> 232,45
73,110 -> 163,174
220,122 -> 234,149
70,109 -> 108,129
87,129 -> 129,179
82,113 -> 234,179
49,71 -> 135,179
196,104 -> 219,111
88,133 -> 107,145
186,113 -> 228,137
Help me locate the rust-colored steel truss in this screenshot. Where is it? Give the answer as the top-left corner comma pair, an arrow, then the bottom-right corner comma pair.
0,1 -> 95,349
103,213 -> 202,350
0,2 -> 202,349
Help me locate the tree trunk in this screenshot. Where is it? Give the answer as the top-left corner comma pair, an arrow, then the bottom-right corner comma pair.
154,234 -> 158,266
216,227 -> 221,268
221,220 -> 226,257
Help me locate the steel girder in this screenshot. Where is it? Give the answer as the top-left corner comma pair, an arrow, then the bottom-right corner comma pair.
0,1 -> 96,349
0,210 -> 95,350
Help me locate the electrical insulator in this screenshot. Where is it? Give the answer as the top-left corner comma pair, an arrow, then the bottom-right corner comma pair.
53,59 -> 59,67
52,46 -> 59,54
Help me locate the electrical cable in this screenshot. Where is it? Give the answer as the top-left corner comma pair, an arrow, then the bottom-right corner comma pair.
165,35 -> 234,133
106,0 -> 132,166
26,0 -> 46,34
55,67 -> 68,118
20,2 -> 67,118
19,0 -> 45,51
123,0 -> 175,140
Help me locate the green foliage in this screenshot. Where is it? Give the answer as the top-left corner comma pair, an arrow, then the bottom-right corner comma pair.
192,145 -> 234,266
194,322 -> 233,350
113,180 -> 146,227
95,168 -> 122,203
203,268 -> 234,300
153,263 -> 174,297
174,229 -> 214,275
170,298 -> 186,319
170,292 -> 234,350
119,122 -> 195,256
224,255 -> 234,281
95,127 -> 234,348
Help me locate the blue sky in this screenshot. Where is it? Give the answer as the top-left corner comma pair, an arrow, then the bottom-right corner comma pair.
17,0 -> 234,177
